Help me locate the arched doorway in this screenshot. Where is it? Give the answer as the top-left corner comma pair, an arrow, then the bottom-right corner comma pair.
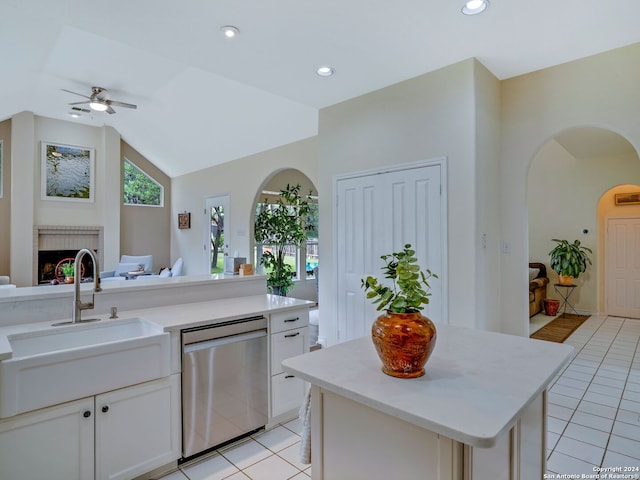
527,126 -> 640,326
251,168 -> 319,303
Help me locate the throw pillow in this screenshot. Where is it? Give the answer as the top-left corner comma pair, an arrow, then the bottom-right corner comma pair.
159,268 -> 172,278
528,268 -> 540,281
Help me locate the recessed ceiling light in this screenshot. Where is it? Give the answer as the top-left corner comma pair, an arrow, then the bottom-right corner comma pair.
221,25 -> 239,38
462,0 -> 488,15
68,111 -> 81,118
316,66 -> 335,77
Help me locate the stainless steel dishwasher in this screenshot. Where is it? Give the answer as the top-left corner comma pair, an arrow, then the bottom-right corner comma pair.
181,316 -> 268,459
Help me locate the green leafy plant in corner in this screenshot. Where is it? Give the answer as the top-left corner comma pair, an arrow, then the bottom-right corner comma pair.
61,262 -> 75,277
361,244 -> 438,313
254,184 -> 312,296
548,238 -> 592,279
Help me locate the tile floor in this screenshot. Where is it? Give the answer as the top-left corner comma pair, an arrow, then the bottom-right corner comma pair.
539,314 -> 640,477
158,315 -> 640,480
158,418 -> 310,480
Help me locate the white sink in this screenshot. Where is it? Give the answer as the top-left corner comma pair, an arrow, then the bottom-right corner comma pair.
0,317 -> 170,418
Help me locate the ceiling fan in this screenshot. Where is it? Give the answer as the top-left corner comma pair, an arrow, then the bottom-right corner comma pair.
62,86 -> 137,114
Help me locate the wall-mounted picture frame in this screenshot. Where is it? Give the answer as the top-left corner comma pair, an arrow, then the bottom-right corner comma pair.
41,142 -> 95,202
614,192 -> 640,206
178,212 -> 191,229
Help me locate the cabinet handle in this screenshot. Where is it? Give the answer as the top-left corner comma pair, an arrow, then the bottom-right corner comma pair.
83,410 -> 91,418
284,332 -> 300,338
285,375 -> 295,379
284,317 -> 299,323
101,405 -> 109,413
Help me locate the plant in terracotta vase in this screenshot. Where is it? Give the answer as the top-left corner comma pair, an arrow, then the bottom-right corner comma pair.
361,244 -> 438,378
61,262 -> 75,283
548,239 -> 592,286
254,184 -> 312,296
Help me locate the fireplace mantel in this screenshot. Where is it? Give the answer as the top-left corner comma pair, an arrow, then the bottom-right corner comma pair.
33,226 -> 104,285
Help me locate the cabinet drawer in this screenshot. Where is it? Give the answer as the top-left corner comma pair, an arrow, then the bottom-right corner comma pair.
271,372 -> 306,418
271,327 -> 307,375
271,309 -> 309,334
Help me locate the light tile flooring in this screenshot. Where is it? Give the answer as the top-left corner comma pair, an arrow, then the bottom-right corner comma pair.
158,419 -> 310,480
534,314 -> 640,476
159,315 -> 640,480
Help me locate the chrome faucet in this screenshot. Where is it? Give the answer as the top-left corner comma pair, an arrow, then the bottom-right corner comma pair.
72,248 -> 102,323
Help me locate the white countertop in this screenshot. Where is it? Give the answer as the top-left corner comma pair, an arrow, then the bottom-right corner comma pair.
0,274 -> 261,303
0,294 -> 313,361
282,324 -> 573,448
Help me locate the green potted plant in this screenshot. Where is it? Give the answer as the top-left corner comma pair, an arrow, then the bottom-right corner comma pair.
361,244 -> 438,378
254,184 -> 311,296
548,238 -> 592,286
61,262 -> 75,283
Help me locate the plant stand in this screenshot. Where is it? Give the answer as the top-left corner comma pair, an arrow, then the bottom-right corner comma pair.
554,283 -> 578,316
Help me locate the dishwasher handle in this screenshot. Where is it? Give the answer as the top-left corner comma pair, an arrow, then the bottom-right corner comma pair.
183,329 -> 266,354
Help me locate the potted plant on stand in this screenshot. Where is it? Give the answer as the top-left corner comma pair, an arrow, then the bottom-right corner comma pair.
254,184 -> 311,296
548,239 -> 592,286
361,244 -> 438,378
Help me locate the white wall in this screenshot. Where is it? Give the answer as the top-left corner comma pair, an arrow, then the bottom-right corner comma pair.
317,59 -> 481,345
8,113 -> 122,286
528,139 -> 640,314
501,43 -> 640,335
170,137 -> 318,281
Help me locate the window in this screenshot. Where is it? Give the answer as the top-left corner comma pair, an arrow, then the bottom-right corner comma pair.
123,159 -> 163,206
254,196 -> 318,281
205,195 -> 228,274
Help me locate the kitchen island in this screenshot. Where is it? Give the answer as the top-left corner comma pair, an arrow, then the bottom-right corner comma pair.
282,324 -> 573,480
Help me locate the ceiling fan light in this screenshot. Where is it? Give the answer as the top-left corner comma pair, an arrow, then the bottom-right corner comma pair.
89,101 -> 108,112
462,0 -> 488,15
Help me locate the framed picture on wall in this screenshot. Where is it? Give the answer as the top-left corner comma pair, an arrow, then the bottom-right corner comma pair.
178,212 -> 191,229
41,142 -> 95,202
614,192 -> 640,206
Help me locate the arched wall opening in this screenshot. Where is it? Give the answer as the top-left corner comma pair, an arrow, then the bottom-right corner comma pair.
527,126 -> 640,321
251,168 -> 319,304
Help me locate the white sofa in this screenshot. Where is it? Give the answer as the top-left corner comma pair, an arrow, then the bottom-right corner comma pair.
100,255 -> 154,282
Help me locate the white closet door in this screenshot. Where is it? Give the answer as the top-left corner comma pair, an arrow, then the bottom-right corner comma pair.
336,163 -> 444,343
606,217 -> 640,318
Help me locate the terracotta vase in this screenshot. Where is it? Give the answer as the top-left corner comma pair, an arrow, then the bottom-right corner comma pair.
371,311 -> 437,378
558,274 -> 574,286
64,276 -> 74,284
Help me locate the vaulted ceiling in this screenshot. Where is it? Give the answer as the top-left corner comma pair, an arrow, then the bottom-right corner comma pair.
2,0 -> 639,177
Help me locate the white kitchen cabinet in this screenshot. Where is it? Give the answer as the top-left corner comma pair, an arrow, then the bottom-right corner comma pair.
0,397 -> 95,480
269,308 -> 309,421
95,374 -> 181,480
0,375 -> 180,480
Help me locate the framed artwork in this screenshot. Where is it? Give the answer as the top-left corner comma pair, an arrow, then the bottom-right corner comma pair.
614,192 -> 640,206
41,142 -> 95,202
178,212 -> 191,229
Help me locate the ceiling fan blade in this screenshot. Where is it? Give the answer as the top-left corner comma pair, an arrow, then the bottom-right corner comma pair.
61,88 -> 91,99
107,100 -> 137,109
106,105 -> 116,114
68,101 -> 89,105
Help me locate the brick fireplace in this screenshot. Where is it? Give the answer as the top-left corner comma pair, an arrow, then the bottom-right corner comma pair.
33,226 -> 104,285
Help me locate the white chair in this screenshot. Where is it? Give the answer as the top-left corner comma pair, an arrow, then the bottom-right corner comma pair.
0,276 -> 16,289
100,255 -> 154,281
